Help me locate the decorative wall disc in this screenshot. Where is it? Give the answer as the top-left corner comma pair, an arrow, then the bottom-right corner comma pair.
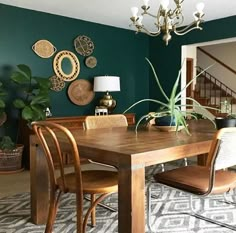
32,39 -> 57,58
85,56 -> 97,68
49,75 -> 65,92
74,35 -> 94,56
68,79 -> 95,106
53,50 -> 80,82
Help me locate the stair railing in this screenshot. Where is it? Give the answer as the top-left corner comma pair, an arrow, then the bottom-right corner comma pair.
196,66 -> 236,115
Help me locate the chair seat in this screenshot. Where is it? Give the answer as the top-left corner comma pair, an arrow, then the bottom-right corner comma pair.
154,165 -> 236,195
57,170 -> 118,194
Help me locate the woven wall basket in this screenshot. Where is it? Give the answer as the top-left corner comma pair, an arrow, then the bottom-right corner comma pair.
32,39 -> 57,58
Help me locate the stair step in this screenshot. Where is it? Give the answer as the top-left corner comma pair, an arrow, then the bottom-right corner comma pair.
196,83 -> 221,90
195,98 -> 210,105
200,89 -> 222,97
195,67 -> 236,117
209,97 -> 233,105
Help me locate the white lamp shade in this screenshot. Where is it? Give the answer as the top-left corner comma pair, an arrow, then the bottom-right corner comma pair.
93,76 -> 120,92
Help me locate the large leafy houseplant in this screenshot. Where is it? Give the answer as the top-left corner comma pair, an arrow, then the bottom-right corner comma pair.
11,64 -> 51,125
0,81 -> 7,123
0,65 -> 51,171
124,58 -> 217,135
0,81 -> 15,150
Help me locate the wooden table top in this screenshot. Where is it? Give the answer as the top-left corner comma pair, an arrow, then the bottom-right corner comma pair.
70,119 -> 216,167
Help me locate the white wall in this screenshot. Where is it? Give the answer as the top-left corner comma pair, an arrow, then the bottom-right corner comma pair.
181,45 -> 197,111
197,41 -> 236,94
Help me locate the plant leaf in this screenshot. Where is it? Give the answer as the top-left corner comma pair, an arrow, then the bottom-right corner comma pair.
13,99 -> 26,109
123,99 -> 169,114
175,63 -> 215,100
30,95 -> 50,106
11,71 -> 30,84
17,64 -> 32,78
0,99 -> 5,108
31,105 -> 46,120
145,58 -> 169,102
21,106 -> 34,121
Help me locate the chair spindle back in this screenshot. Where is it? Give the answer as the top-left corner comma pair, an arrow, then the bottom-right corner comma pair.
31,121 -> 83,194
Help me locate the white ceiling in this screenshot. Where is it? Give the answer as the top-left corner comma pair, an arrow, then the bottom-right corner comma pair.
0,0 -> 236,30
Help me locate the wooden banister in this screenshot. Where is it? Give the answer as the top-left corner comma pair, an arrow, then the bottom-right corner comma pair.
195,66 -> 236,116
198,47 -> 236,76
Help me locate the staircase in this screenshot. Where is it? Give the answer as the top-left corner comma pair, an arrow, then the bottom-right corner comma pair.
194,66 -> 236,117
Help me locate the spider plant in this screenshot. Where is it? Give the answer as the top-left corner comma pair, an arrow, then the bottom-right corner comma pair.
124,58 -> 217,135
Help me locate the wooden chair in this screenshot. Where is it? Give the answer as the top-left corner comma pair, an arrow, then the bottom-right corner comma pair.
147,127 -> 236,232
31,121 -> 118,233
83,114 -> 128,212
84,114 -> 128,169
84,114 -> 128,130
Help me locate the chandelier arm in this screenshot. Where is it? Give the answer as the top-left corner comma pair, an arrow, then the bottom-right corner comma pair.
169,7 -> 182,19
141,26 -> 162,37
142,11 -> 158,19
174,21 -> 202,35
173,14 -> 184,27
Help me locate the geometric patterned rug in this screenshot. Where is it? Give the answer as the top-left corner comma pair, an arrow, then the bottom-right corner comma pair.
1,164 -> 236,233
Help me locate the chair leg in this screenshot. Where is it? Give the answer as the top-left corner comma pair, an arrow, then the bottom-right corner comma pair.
183,157 -> 188,166
189,194 -> 236,231
223,189 -> 236,204
84,195 -> 117,212
147,183 -> 156,233
145,164 -> 165,181
90,194 -> 96,227
82,193 -> 113,233
160,163 -> 165,172
45,190 -> 62,233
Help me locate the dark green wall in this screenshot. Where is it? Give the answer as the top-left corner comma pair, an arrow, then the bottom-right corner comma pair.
149,16 -> 236,111
2,3 -> 236,139
0,3 -> 149,138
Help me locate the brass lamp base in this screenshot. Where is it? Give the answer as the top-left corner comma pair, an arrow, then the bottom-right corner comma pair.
99,92 -> 116,114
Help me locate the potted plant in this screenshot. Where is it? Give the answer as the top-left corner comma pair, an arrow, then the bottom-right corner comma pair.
215,100 -> 236,129
11,64 -> 51,125
0,65 -> 51,172
124,58 -> 217,135
0,81 -> 24,172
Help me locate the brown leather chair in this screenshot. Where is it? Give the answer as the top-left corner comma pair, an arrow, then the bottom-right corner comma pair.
147,127 -> 236,232
31,121 -> 118,233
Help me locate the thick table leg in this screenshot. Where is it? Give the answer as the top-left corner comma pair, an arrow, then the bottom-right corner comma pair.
118,164 -> 145,233
30,141 -> 49,224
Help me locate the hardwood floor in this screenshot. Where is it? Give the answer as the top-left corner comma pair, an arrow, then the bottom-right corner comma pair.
0,163 -> 115,199
0,170 -> 30,198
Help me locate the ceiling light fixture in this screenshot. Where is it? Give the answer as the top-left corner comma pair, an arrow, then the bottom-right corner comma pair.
130,0 -> 205,45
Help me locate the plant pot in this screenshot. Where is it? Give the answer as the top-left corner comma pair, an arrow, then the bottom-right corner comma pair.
215,117 -> 236,130
155,116 -> 176,126
0,144 -> 24,172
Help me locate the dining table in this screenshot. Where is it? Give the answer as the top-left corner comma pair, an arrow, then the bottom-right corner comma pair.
29,119 -> 216,233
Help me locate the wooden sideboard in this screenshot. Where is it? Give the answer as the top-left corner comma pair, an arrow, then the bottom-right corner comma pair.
19,113 -> 136,169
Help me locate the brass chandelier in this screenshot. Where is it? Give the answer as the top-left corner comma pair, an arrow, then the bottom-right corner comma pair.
130,0 -> 205,45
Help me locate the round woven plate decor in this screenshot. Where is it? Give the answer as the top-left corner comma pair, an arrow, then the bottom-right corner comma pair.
32,39 -> 57,58
74,35 -> 94,56
49,75 -> 65,92
68,79 -> 94,106
85,56 -> 97,68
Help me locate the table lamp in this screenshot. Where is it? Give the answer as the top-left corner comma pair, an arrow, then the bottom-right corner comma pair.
93,76 -> 120,114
